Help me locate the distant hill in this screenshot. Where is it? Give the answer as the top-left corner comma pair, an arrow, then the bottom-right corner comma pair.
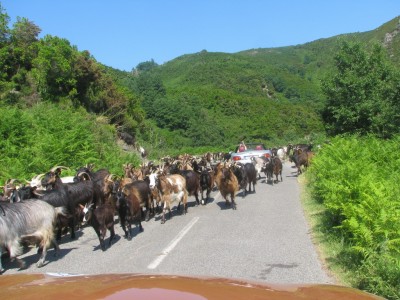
115,16 -> 400,150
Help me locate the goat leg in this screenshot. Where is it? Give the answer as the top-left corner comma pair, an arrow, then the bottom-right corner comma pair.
52,238 -> 60,256
14,257 -> 27,270
36,245 -> 48,268
69,217 -> 76,240
231,194 -> 237,210
161,209 -> 166,224
137,214 -> 143,232
0,250 -> 4,274
126,219 -> 132,240
109,226 -> 115,247
96,228 -> 106,251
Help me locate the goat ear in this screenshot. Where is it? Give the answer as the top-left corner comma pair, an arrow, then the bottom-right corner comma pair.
79,204 -> 85,209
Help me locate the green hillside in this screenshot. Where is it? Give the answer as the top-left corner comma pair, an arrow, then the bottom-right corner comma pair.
118,16 -> 400,152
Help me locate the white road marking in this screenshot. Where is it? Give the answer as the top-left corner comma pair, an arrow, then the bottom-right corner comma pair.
147,217 -> 200,269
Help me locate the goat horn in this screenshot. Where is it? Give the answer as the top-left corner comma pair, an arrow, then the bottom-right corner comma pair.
77,171 -> 91,180
85,163 -> 95,170
5,179 -> 20,186
50,166 -> 69,172
34,173 -> 45,180
105,174 -> 115,182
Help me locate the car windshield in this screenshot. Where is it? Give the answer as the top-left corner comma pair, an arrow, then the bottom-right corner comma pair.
244,143 -> 266,151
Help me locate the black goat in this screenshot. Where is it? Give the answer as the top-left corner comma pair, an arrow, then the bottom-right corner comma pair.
180,170 -> 200,205
232,163 -> 248,197
39,167 -> 101,240
262,157 -> 274,184
75,165 -> 110,204
243,162 -> 257,193
199,169 -> 214,205
81,203 -> 115,251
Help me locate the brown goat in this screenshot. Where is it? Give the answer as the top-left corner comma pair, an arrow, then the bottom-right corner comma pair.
214,163 -> 239,209
148,173 -> 188,224
273,156 -> 283,183
116,181 -> 151,240
291,149 -> 314,175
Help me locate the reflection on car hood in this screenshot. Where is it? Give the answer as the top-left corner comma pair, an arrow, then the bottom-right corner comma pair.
0,273 -> 384,300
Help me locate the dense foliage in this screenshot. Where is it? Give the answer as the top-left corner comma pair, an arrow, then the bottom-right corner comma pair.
0,102 -> 140,183
322,41 -> 400,138
307,136 -> 400,299
131,50 -> 327,149
0,4 -> 144,137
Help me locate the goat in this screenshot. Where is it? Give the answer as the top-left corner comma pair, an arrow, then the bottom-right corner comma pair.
199,168 -> 214,205
118,132 -> 135,145
273,156 -> 283,183
232,163 -> 248,197
25,174 -> 45,190
0,200 -> 64,273
179,170 -> 200,206
123,163 -> 135,179
290,148 -> 314,175
148,172 -> 188,224
262,157 -> 274,184
75,164 -> 110,204
244,162 -> 257,193
276,147 -> 286,161
116,183 -> 144,240
1,179 -> 21,202
214,163 -> 239,209
40,167 -> 101,240
232,163 -> 257,196
251,156 -> 267,179
81,203 -> 115,251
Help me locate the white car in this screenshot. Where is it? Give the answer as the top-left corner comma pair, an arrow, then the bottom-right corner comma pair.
230,143 -> 272,164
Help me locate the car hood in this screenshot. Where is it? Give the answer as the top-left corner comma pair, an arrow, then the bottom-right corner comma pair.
0,273 -> 384,300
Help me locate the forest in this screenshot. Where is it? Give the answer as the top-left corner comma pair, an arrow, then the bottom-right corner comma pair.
1,2 -> 400,298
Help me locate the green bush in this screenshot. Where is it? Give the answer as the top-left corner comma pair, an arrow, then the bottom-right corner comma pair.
0,102 -> 140,184
307,135 -> 400,299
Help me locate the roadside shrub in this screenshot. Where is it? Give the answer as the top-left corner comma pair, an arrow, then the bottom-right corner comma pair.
0,103 -> 140,184
307,134 -> 400,299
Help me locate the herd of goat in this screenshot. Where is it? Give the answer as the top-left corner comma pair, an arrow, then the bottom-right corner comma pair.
0,143 -> 314,274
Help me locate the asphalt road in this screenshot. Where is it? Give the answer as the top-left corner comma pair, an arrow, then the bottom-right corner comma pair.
2,161 -> 334,285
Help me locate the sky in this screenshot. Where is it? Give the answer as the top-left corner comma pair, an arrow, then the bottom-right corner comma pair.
2,1 -> 399,71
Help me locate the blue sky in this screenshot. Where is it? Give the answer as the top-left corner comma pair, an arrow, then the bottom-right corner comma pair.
2,1 -> 399,71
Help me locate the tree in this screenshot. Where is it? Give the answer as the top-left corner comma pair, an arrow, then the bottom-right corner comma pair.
31,35 -> 77,100
0,3 -> 9,44
11,17 -> 40,46
321,41 -> 400,138
10,17 -> 41,73
134,59 -> 158,73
